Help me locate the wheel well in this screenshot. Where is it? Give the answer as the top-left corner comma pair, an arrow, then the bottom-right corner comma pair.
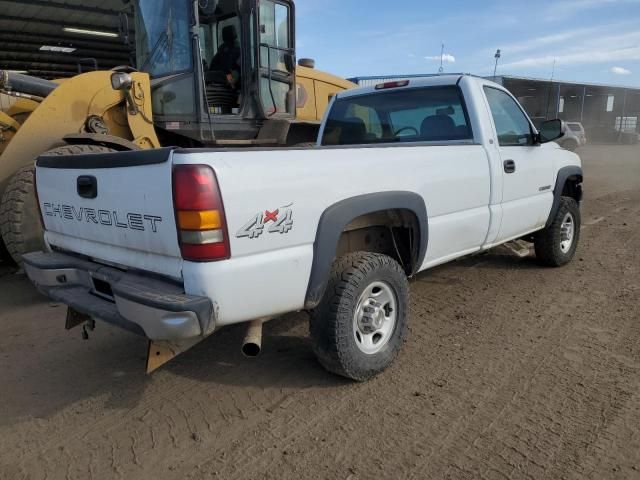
336,209 -> 420,275
562,175 -> 583,203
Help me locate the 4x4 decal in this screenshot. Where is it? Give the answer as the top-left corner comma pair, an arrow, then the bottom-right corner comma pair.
236,204 -> 294,239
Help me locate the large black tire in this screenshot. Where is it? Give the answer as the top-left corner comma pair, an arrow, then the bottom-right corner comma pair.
0,236 -> 10,262
310,252 -> 409,382
0,165 -> 43,265
534,197 -> 581,267
0,145 -> 115,265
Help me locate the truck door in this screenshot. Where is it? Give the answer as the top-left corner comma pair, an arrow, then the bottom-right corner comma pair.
258,0 -> 296,117
483,86 -> 555,242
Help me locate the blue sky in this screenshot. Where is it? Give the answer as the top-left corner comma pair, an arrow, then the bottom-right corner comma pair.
295,0 -> 640,86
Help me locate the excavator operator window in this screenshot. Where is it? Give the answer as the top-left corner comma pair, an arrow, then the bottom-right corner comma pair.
136,0 -> 193,78
259,1 -> 293,115
199,1 -> 243,115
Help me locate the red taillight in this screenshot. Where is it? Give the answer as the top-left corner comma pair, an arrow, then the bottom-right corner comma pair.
375,80 -> 410,90
173,165 -> 230,262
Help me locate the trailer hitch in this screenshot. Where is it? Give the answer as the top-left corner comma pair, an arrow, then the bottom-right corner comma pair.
65,308 -> 95,340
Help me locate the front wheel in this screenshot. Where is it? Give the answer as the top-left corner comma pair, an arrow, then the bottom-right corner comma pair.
534,197 -> 581,267
310,252 -> 409,382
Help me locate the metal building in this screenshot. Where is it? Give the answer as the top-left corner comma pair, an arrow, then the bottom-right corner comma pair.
492,76 -> 640,144
350,74 -> 640,144
0,0 -> 130,79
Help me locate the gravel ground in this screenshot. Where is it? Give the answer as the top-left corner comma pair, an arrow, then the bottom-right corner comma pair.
0,144 -> 639,479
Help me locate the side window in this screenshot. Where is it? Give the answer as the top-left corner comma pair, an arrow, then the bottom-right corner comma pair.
484,87 -> 533,146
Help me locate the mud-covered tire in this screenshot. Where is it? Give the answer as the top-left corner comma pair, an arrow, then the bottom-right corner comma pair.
0,165 -> 43,265
534,197 -> 581,267
0,236 -> 9,262
310,252 -> 409,382
0,144 -> 115,265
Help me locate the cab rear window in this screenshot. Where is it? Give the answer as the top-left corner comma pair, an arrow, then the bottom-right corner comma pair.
321,86 -> 473,146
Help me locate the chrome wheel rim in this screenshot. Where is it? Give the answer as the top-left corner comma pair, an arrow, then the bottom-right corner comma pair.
352,282 -> 397,355
560,213 -> 575,253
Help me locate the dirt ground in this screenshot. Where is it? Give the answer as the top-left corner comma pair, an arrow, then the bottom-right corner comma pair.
1,145 -> 639,480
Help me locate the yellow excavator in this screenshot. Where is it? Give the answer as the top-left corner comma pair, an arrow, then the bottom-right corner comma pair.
0,0 -> 355,264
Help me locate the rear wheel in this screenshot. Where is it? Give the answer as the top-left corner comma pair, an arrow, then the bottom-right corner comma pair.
0,144 -> 115,265
310,252 -> 409,382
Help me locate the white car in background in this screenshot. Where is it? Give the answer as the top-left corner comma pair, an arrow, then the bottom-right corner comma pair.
558,122 -> 587,151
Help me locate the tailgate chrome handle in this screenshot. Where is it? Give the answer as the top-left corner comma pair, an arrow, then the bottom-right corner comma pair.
77,175 -> 98,199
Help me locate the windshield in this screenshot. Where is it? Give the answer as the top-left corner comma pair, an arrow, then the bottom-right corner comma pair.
135,0 -> 193,78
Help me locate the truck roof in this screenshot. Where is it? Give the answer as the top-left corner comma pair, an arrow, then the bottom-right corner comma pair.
335,74 -> 500,100
336,74 -> 465,100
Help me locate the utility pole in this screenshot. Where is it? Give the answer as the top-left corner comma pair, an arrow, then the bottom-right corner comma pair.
439,43 -> 445,73
545,59 -> 557,120
493,49 -> 501,77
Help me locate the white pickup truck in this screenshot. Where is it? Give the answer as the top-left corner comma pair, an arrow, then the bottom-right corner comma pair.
24,75 -> 583,381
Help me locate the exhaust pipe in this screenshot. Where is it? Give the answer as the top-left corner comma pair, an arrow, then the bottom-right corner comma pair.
242,319 -> 265,357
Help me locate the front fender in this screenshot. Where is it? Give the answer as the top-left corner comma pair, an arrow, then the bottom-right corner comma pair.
546,165 -> 583,228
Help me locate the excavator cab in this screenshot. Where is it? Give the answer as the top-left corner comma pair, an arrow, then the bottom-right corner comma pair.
132,0 -> 296,145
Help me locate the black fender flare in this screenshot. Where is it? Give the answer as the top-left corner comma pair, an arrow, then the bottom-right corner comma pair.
304,191 -> 428,309
546,166 -> 583,228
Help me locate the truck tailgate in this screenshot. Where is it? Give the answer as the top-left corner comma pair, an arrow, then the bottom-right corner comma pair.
35,148 -> 183,279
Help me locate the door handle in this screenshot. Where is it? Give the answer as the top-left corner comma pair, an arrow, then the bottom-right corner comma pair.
503,160 -> 516,174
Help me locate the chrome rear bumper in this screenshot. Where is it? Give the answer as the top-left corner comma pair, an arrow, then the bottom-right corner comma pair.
23,252 -> 214,341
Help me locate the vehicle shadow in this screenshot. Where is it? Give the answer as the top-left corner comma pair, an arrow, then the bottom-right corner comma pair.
455,250 -> 542,271
2,283 -> 344,427
3,248 -> 541,425
164,312 -> 350,389
413,249 -> 543,287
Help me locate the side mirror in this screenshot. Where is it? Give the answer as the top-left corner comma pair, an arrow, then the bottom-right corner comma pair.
538,119 -> 564,143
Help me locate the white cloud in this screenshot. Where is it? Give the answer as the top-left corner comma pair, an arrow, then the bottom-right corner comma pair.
498,25 -> 605,56
611,66 -> 632,75
545,0 -> 640,20
500,29 -> 640,70
425,54 -> 456,63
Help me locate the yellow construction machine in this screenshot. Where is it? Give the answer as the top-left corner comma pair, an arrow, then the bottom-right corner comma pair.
0,0 -> 355,264
0,95 -> 39,156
